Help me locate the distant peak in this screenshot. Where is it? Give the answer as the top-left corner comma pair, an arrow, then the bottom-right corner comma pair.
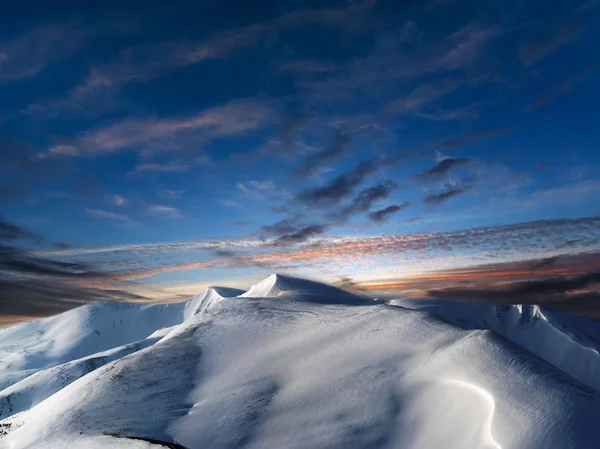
240,273 -> 367,305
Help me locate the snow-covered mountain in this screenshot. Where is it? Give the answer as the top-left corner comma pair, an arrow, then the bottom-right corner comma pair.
1,274 -> 599,448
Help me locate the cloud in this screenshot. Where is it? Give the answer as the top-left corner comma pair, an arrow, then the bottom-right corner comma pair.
297,129 -> 353,176
160,189 -> 185,199
511,179 -> 600,211
274,224 -> 329,245
107,194 -> 128,207
416,157 -> 475,181
428,270 -> 600,314
291,22 -> 500,105
0,243 -> 145,317
0,278 -> 145,317
148,205 -> 181,217
44,99 -> 277,158
37,215 -> 600,284
369,202 -> 411,223
423,178 -> 474,204
332,180 -> 397,222
530,256 -> 559,271
0,23 -> 89,82
261,218 -> 330,245
261,219 -> 300,238
440,127 -> 513,150
134,162 -> 191,173
296,159 -> 379,206
0,217 -> 43,244
237,180 -> 275,197
519,22 -> 582,67
527,64 -> 598,110
384,77 -> 463,115
28,4 -> 366,117
85,209 -> 131,221
0,218 -> 143,317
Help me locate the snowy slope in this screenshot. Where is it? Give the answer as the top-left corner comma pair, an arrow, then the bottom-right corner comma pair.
392,298 -> 600,391
184,286 -> 245,319
1,275 -> 600,449
0,301 -> 186,391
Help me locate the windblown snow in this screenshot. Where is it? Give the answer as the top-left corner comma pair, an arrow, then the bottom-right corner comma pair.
1,274 -> 599,448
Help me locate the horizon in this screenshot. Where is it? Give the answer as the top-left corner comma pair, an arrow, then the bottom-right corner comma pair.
1,0 -> 600,323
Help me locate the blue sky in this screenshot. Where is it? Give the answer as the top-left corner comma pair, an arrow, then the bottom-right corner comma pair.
1,0 -> 600,317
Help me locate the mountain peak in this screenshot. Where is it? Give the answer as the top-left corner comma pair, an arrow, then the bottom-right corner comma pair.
240,273 -> 366,304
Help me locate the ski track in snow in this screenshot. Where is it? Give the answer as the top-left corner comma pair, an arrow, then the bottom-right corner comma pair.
0,274 -> 599,448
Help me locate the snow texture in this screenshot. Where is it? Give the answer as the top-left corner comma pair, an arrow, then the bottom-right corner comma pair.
1,274 -> 599,448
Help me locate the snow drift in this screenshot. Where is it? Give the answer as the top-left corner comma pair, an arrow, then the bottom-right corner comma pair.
1,274 -> 599,449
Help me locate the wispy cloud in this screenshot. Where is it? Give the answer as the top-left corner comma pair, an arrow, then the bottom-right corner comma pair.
423,178 -> 474,204
85,208 -> 131,221
0,23 -> 88,82
43,98 -> 276,158
296,159 -> 380,206
291,22 -> 501,105
369,202 -> 411,223
42,216 -> 600,284
519,22 -> 582,66
384,77 -> 463,115
296,129 -> 353,177
27,4 -> 368,118
0,216 -> 44,244
330,180 -> 398,222
237,180 -> 275,196
148,204 -> 181,217
416,157 -> 475,181
526,64 -> 598,110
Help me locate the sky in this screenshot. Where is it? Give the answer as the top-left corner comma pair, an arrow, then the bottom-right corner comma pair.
1,0 -> 600,321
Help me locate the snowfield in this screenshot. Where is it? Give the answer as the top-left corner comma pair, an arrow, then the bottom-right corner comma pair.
1,274 -> 599,448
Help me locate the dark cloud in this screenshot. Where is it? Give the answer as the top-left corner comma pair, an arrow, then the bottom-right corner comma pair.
519,22 -> 582,67
54,242 -> 73,250
440,127 -> 513,150
0,244 -> 104,278
261,218 -> 300,238
415,157 -> 475,181
333,276 -> 365,293
274,224 -> 329,245
332,180 -> 397,222
296,159 -> 379,206
0,278 -> 145,317
0,217 -> 44,244
297,129 -> 353,177
0,219 -> 140,317
530,256 -> 559,271
424,179 -> 474,204
428,270 -> 600,316
369,202 -> 411,223
212,249 -> 236,258
260,217 -> 330,245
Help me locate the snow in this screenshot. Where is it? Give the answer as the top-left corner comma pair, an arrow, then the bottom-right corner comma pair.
1,274 -> 600,448
391,298 -> 600,391
184,286 -> 245,319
